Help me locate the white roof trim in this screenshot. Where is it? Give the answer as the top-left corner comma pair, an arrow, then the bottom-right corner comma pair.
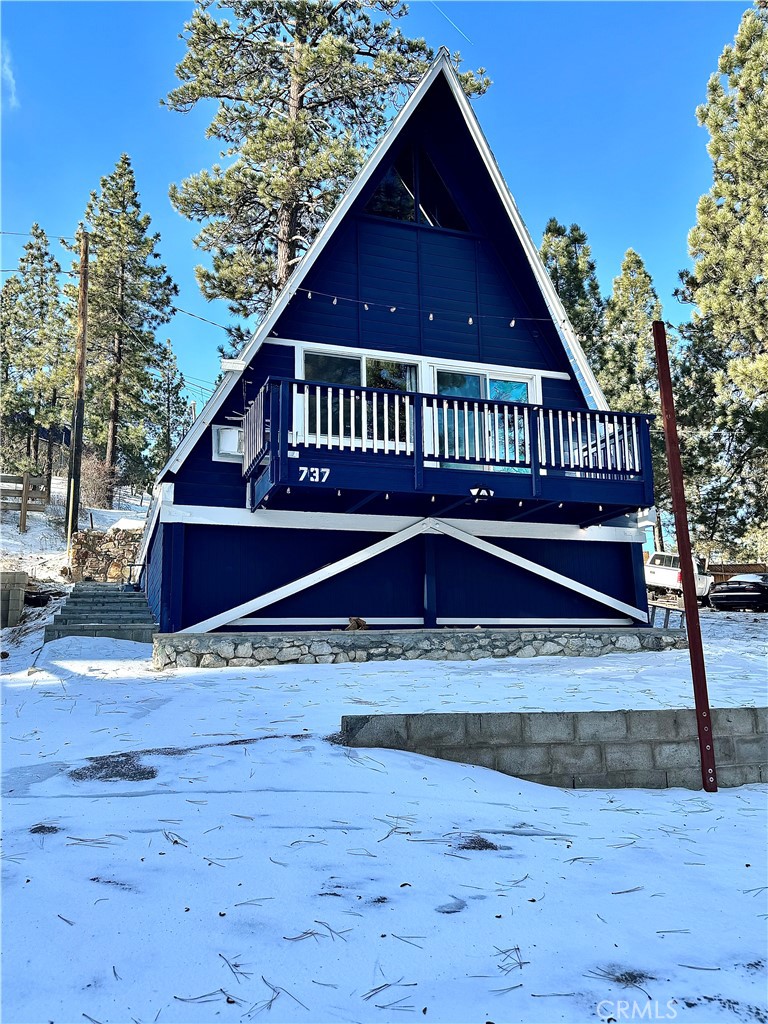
162,50 -> 606,478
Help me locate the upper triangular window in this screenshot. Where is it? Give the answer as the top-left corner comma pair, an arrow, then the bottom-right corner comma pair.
365,145 -> 468,232
365,149 -> 416,222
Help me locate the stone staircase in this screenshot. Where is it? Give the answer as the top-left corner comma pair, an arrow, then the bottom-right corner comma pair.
44,583 -> 158,644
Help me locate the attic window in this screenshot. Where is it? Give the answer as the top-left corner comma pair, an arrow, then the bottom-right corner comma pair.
365,145 -> 467,232
365,151 -> 416,222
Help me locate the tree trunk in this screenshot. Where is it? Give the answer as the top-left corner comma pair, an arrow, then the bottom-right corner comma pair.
44,387 -> 57,494
104,273 -> 124,507
275,31 -> 304,289
653,517 -> 665,553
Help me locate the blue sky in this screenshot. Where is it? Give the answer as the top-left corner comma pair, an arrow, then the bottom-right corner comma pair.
1,1 -> 746,405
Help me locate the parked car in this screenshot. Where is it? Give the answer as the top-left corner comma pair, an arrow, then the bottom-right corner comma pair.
644,551 -> 714,602
709,573 -> 768,613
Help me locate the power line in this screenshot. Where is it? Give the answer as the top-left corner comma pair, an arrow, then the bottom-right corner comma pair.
1,268 -> 78,276
1,229 -> 79,240
171,304 -> 235,332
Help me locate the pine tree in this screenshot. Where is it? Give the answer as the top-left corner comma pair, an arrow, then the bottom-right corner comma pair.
0,224 -> 71,482
164,0 -> 489,342
600,250 -> 661,411
539,218 -> 605,366
674,317 -> 767,556
599,250 -> 668,549
68,156 -> 178,502
147,339 -> 192,476
686,4 -> 767,355
679,3 -> 768,553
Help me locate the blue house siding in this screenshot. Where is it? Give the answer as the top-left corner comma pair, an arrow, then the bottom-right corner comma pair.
158,522 -> 645,632
179,524 -> 423,629
145,520 -> 164,625
170,343 -> 295,508
274,215 -> 569,375
541,376 -> 585,409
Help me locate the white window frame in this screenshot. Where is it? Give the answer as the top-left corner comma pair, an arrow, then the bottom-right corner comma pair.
289,341 -> 557,450
293,340 -> 552,400
212,424 -> 244,463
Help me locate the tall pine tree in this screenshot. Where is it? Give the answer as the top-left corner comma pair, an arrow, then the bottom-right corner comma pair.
69,156 -> 178,502
147,339 -> 192,476
600,250 -> 668,550
539,218 -> 605,366
0,224 -> 71,483
679,3 -> 768,555
165,0 -> 489,343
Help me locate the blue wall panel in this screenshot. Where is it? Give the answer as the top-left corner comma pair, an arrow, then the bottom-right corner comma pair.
542,377 -> 585,410
181,525 -> 422,628
174,524 -> 645,630
172,343 -> 294,508
145,520 -> 164,623
433,537 -> 642,620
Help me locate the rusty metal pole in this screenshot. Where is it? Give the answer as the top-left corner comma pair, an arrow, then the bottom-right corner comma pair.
653,320 -> 717,792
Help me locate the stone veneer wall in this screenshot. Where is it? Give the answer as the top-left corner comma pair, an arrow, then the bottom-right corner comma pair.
153,626 -> 687,670
340,708 -> 768,790
70,528 -> 143,583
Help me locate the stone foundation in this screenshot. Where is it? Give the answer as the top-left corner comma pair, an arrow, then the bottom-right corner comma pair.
341,707 -> 768,790
153,626 -> 687,670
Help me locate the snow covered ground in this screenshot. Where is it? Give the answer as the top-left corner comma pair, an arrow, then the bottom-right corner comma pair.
2,602 -> 767,1024
0,476 -> 149,582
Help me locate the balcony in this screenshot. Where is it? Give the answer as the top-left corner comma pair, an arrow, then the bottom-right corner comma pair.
243,378 -> 654,523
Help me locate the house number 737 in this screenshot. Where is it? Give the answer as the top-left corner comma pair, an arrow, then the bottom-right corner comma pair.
298,467 -> 330,483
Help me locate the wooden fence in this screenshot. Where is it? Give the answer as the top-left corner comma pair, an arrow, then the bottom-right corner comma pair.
0,473 -> 50,532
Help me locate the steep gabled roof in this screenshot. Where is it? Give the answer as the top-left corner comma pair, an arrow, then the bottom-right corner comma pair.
163,50 -> 606,478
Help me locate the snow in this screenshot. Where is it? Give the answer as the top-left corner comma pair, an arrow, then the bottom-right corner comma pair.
106,518 -> 146,533
2,611 -> 767,1024
2,498 -> 767,1023
0,476 -> 148,582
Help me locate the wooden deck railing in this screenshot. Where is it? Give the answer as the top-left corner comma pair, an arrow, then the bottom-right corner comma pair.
243,378 -> 652,484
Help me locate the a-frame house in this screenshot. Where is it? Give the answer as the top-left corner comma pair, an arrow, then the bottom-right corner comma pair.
140,52 -> 654,634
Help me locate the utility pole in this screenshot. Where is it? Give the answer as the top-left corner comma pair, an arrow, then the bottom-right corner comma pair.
65,229 -> 88,558
653,320 -> 717,793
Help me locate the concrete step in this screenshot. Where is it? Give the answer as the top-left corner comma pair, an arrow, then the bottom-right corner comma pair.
53,610 -> 156,618
61,602 -> 153,613
45,586 -> 157,646
44,624 -> 157,643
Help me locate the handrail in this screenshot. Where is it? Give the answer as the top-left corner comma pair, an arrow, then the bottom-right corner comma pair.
243,376 -> 653,483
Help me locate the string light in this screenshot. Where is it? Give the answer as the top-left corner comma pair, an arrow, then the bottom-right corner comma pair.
295,288 -> 540,328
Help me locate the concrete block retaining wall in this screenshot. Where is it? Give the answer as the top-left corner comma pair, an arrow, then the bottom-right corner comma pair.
1,571 -> 28,628
153,626 -> 687,670
340,708 -> 768,789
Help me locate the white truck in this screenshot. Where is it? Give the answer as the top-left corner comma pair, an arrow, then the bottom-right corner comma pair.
644,552 -> 714,603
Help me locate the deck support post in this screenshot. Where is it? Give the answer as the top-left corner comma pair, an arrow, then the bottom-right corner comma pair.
424,533 -> 438,628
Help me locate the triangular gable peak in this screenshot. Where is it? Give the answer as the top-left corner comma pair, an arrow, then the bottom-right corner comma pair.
165,51 -> 605,477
